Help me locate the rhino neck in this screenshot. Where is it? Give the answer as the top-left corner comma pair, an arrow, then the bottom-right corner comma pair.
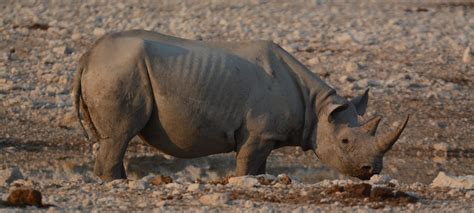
289,66 -> 336,151
299,84 -> 336,151
271,44 -> 335,151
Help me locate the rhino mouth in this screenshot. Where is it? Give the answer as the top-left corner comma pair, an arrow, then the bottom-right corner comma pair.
355,165 -> 381,180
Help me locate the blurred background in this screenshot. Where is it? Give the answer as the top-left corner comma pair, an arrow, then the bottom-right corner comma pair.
0,0 -> 473,184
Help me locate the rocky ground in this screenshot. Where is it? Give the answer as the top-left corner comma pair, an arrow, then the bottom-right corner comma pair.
0,0 -> 473,212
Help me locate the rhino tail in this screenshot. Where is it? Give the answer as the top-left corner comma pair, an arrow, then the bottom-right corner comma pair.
72,53 -> 100,141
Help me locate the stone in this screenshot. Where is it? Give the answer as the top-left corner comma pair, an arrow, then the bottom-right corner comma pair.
465,190 -> 474,198
6,189 -> 43,207
244,200 -> 254,208
71,32 -> 82,41
58,111 -> 76,128
93,28 -> 106,37
369,175 -> 392,185
150,175 -> 173,185
433,142 -> 449,152
307,57 -> 320,65
0,167 -> 24,186
199,193 -> 229,206
462,47 -> 473,64
277,174 -> 292,185
128,180 -> 149,190
187,183 -> 202,192
431,172 -> 474,189
53,46 -> 66,56
334,33 -> 353,45
345,61 -> 361,73
228,176 -> 259,188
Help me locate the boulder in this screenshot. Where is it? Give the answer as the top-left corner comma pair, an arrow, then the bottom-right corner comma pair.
0,167 -> 24,186
431,172 -> 474,189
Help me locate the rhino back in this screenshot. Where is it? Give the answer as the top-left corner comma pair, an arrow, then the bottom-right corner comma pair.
141,39 -> 274,153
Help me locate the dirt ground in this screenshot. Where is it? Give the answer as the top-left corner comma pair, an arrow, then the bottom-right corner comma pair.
0,0 -> 473,211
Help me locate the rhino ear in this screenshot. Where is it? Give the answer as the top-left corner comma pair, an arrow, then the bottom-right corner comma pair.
350,89 -> 369,116
326,103 -> 349,123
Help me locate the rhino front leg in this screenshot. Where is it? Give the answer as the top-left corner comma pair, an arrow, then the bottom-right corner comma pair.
93,136 -> 130,181
235,136 -> 275,176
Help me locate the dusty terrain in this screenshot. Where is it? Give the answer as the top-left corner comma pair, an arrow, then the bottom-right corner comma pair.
0,0 -> 473,212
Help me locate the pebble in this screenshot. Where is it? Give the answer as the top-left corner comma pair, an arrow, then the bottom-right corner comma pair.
228,176 -> 259,188
307,57 -> 320,65
150,175 -> 173,185
462,47 -> 473,63
465,190 -> 474,199
199,193 -> 230,206
334,33 -> 353,45
93,28 -> 107,37
0,167 -> 24,186
71,32 -> 82,41
187,183 -> 203,192
433,142 -> 449,152
369,175 -> 392,185
345,61 -> 361,73
128,180 -> 149,190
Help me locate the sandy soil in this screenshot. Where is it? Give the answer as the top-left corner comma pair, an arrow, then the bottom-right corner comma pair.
0,0 -> 473,212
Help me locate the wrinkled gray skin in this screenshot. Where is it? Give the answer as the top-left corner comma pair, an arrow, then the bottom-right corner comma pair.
73,30 -> 408,181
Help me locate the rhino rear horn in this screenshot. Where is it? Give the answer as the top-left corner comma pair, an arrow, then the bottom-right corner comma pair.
376,115 -> 409,153
360,115 -> 382,136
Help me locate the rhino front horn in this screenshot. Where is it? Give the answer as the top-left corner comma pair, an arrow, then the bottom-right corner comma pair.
376,115 -> 409,153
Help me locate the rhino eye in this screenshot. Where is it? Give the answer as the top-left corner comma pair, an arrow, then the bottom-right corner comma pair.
341,138 -> 349,144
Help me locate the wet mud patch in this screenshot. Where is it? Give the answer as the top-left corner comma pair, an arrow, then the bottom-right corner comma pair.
0,189 -> 54,209
228,183 -> 417,209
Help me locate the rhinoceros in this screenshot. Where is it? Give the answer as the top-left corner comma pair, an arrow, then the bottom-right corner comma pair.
72,30 -> 408,181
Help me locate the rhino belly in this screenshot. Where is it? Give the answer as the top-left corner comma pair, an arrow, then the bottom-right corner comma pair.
139,98 -> 238,158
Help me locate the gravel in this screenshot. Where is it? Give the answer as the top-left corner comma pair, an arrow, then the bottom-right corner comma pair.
1,0 -> 473,211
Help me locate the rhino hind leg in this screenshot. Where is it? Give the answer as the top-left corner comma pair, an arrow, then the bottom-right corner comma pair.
235,136 -> 274,176
86,89 -> 153,181
94,136 -> 130,180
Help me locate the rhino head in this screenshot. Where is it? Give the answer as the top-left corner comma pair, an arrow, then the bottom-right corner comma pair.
314,89 -> 409,180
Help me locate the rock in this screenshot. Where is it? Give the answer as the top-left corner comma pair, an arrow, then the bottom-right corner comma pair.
433,142 -> 449,152
228,176 -> 259,188
6,189 -> 43,207
93,28 -> 106,37
53,46 -> 66,56
199,193 -> 229,206
345,61 -> 361,73
339,75 -> 356,83
128,180 -> 149,190
462,47 -> 473,63
465,190 -> 474,198
277,174 -> 292,185
369,175 -> 392,184
150,175 -> 173,186
334,33 -> 353,45
0,167 -> 24,186
58,111 -> 76,128
165,183 -> 181,189
82,198 -> 92,206
244,200 -> 254,208
106,179 -> 127,188
431,172 -> 474,189
71,32 -> 81,41
187,183 -> 202,192
307,57 -> 320,65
